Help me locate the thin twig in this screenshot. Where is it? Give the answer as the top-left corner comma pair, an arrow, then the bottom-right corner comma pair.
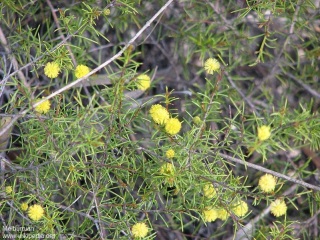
92,187 -> 106,239
248,0 -> 303,98
46,0 -> 77,66
219,153 -> 320,191
205,0 -> 235,31
224,71 -> 259,114
0,27 -> 29,89
286,72 -> 320,99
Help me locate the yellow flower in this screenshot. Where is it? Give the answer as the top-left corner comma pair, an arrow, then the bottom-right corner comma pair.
165,118 -> 182,135
217,208 -> 229,220
203,183 -> 216,198
103,9 -> 111,16
160,163 -> 175,175
193,116 -> 202,126
166,149 -> 175,159
28,204 -> 44,221
21,202 -> 28,211
149,104 -> 169,125
270,199 -> 287,217
204,58 -> 220,74
131,222 -> 149,238
44,62 -> 60,78
259,174 -> 277,193
137,74 -> 151,90
202,208 -> 218,222
159,162 -> 176,186
232,200 -> 249,217
257,125 -> 271,141
34,98 -> 51,114
5,186 -> 13,194
75,64 -> 90,78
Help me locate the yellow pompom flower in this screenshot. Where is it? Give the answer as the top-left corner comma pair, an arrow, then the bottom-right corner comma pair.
203,183 -> 216,199
28,204 -> 44,221
21,202 -> 28,211
131,222 -> 149,238
137,74 -> 151,90
75,64 -> 90,78
165,118 -> 182,135
160,163 -> 175,186
204,58 -> 220,74
44,62 -> 60,78
5,186 -> 13,194
103,9 -> 111,16
160,163 -> 175,175
166,149 -> 175,159
202,208 -> 218,222
193,116 -> 202,126
257,125 -> 271,141
217,208 -> 229,220
34,98 -> 51,114
270,199 -> 287,217
232,200 -> 249,217
149,104 -> 170,125
259,174 -> 277,193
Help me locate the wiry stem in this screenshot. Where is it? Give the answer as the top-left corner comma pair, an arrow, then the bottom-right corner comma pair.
219,153 -> 320,191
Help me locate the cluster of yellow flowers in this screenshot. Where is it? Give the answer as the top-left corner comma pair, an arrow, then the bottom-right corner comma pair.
202,199 -> 249,222
6,187 -> 45,221
40,57 -> 286,235
149,104 -> 182,135
201,172 -> 286,222
258,173 -> 287,217
202,208 -> 229,222
44,62 -> 91,79
44,61 -> 152,91
201,180 -> 249,222
37,63 -> 92,114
